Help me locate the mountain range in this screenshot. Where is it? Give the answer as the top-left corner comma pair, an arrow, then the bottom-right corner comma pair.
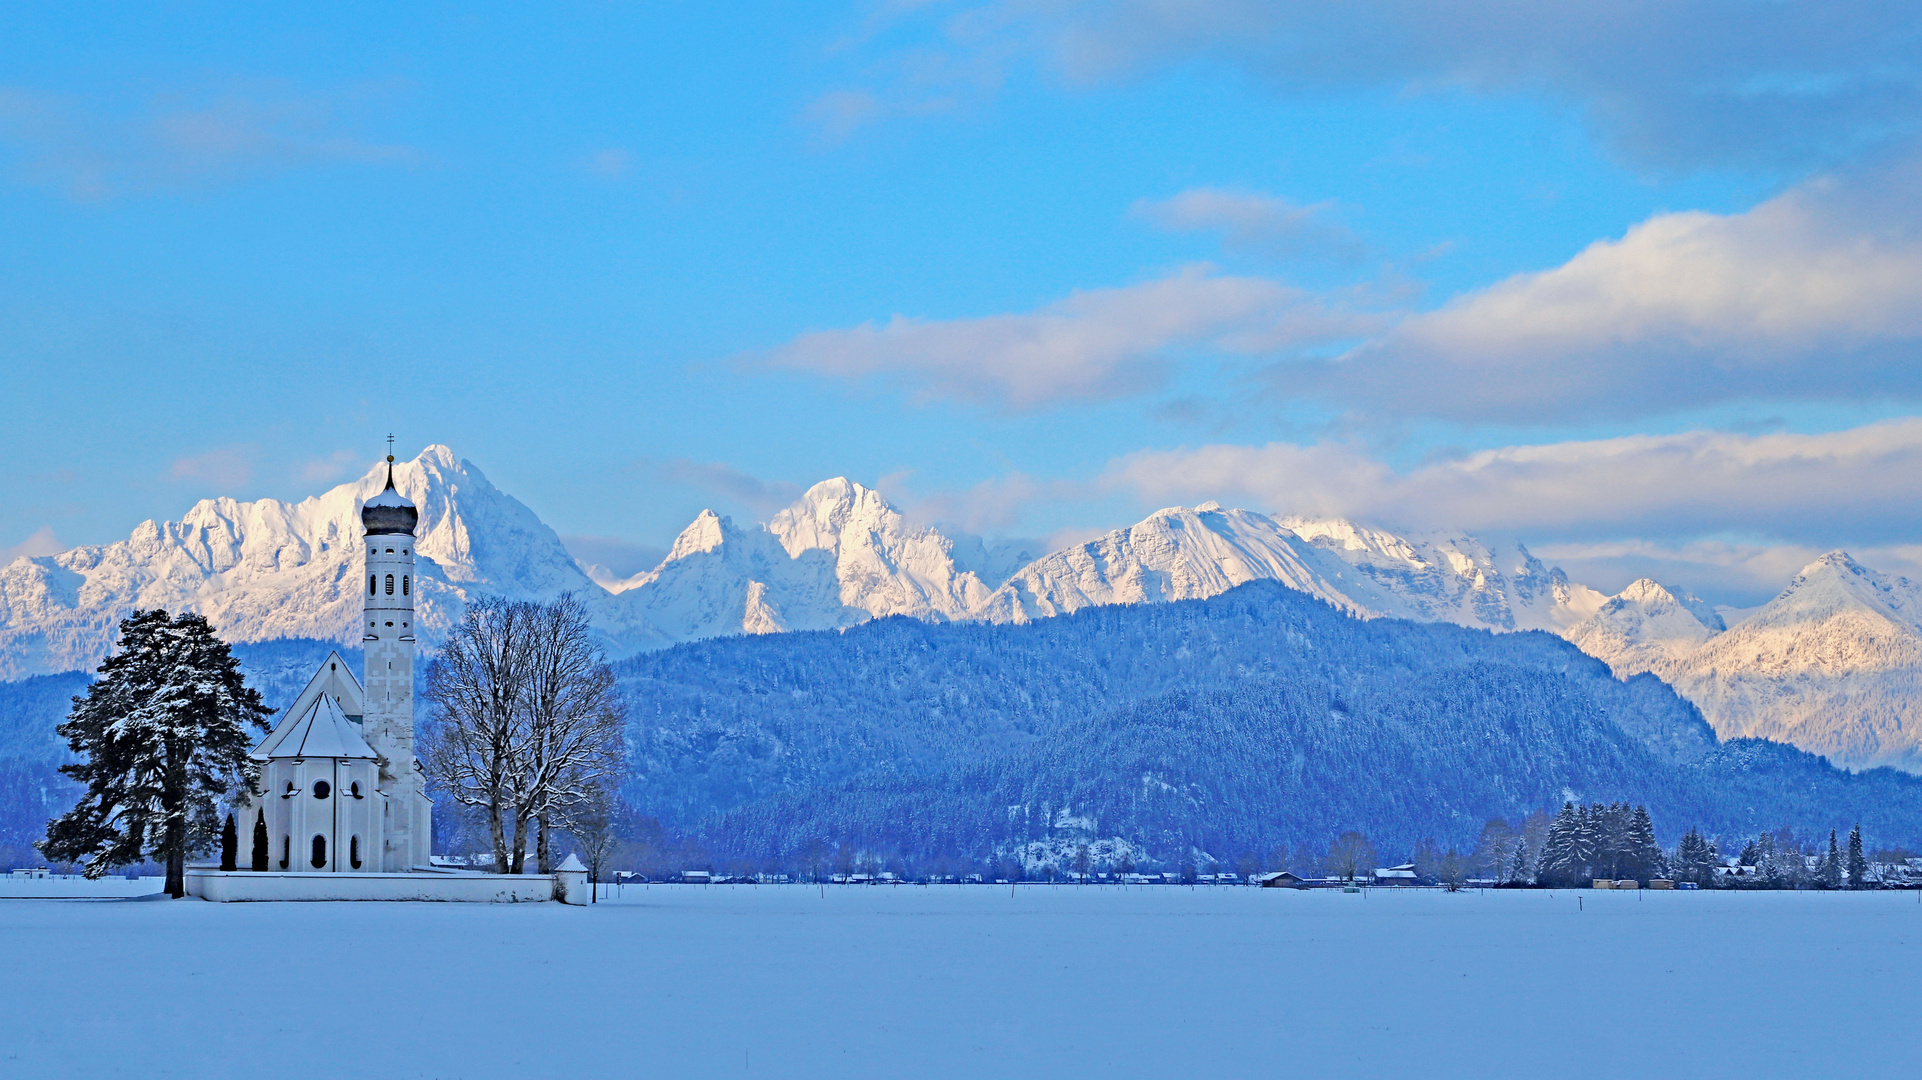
1,445 -> 1917,773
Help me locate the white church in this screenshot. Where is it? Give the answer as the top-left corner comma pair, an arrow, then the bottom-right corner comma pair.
188,454 -> 582,903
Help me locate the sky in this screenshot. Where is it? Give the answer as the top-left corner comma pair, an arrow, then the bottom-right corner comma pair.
4,1 -> 1921,605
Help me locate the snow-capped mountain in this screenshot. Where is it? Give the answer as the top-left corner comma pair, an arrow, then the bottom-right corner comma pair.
0,447 -> 646,678
1564,579 -> 1726,682
0,462 -> 1620,672
978,505 -> 1369,623
9,447 -> 1920,776
1647,554 -> 1922,774
978,503 -> 1605,634
1276,516 -> 1607,633
607,479 -> 1005,640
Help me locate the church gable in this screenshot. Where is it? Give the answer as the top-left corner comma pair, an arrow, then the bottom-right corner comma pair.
252,651 -> 365,757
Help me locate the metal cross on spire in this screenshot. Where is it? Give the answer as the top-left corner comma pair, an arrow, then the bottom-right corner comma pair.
386,433 -> 396,464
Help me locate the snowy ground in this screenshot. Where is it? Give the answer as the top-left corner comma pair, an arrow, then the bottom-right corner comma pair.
3,885 -> 1916,1078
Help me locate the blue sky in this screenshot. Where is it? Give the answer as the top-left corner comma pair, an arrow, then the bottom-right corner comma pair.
5,2 -> 1921,603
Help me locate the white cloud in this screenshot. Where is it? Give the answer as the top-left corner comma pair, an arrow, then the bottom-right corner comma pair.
883,471 -> 1075,534
757,157 -> 1922,422
1132,187 -> 1365,261
656,459 -> 804,518
954,0 -> 1922,171
296,450 -> 363,485
0,80 -> 415,199
168,446 -> 256,489
1102,418 -> 1922,548
560,535 -> 668,580
1282,155 -> 1922,422
756,265 -> 1385,410
1,526 -> 63,563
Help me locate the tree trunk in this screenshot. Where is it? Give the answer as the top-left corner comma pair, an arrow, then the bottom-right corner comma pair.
510,812 -> 530,874
163,744 -> 186,898
536,817 -> 550,874
165,816 -> 186,898
488,800 -> 509,874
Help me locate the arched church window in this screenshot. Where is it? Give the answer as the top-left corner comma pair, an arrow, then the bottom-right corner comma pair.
312,779 -> 331,800
350,836 -> 362,870
283,781 -> 296,799
280,836 -> 290,870
402,575 -> 409,596
349,781 -> 363,799
385,574 -> 394,595
311,835 -> 327,869
368,575 -> 376,596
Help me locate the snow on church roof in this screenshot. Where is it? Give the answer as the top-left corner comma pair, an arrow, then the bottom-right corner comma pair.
253,692 -> 378,761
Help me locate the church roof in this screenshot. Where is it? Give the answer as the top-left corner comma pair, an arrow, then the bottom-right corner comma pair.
278,651 -> 364,725
253,692 -> 378,761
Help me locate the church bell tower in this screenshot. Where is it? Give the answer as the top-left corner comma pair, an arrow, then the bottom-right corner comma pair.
360,442 -> 427,871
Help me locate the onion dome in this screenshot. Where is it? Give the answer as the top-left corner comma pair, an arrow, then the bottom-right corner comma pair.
361,457 -> 419,537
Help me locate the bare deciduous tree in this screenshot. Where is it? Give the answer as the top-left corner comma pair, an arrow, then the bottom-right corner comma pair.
423,598 -> 536,874
1327,830 -> 1376,883
556,782 -> 622,902
422,596 -> 626,875
515,596 -> 626,873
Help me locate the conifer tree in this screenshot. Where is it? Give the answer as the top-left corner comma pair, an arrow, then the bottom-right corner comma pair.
1753,830 -> 1780,885
1627,806 -> 1664,881
1537,802 -> 1581,887
1574,804 -> 1603,881
1596,803 -> 1628,879
42,610 -> 271,897
219,813 -> 238,872
1821,830 -> 1843,889
1847,824 -> 1868,888
1675,828 -> 1707,885
250,810 -> 269,872
1508,833 -> 1534,884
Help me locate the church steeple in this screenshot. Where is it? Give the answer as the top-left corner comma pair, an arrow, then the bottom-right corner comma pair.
360,438 -> 427,871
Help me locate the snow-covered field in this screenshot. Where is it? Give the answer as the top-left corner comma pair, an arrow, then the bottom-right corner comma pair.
3,885 -> 1916,1078
0,875 -> 163,898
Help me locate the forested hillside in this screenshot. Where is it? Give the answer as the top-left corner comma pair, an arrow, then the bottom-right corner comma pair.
615,582 -> 1922,870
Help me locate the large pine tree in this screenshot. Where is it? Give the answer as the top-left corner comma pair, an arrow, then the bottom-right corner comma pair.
1675,828 -> 1711,885
1536,802 -> 1582,887
42,610 -> 271,897
1821,829 -> 1843,889
1846,824 -> 1868,888
1625,805 -> 1665,881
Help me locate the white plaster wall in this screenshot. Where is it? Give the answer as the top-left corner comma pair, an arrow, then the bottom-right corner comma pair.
263,758 -> 379,871
185,870 -> 556,903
